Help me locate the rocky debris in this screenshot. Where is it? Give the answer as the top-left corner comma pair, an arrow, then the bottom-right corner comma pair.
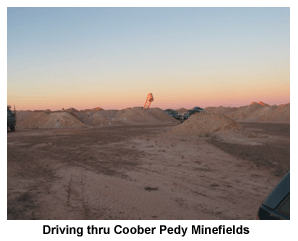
17,112 -> 85,129
205,102 -> 290,123
166,113 -> 256,139
16,107 -> 179,129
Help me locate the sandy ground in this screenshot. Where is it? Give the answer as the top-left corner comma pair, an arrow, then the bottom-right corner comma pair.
7,123 -> 289,220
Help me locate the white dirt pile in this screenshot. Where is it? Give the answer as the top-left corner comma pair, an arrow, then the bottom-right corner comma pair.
260,103 -> 290,122
80,107 -> 104,112
17,111 -> 49,128
76,110 -> 125,126
148,108 -> 180,122
204,107 -> 216,112
204,102 -> 290,123
225,102 -> 263,120
167,113 -> 255,139
65,107 -> 79,113
117,107 -> 179,124
17,112 -> 85,129
205,106 -> 238,115
16,107 -> 179,129
76,107 -> 179,126
15,111 -> 33,122
245,105 -> 278,122
42,112 -> 85,128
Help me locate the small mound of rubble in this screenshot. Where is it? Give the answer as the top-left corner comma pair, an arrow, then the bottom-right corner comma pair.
17,112 -> 50,129
203,102 -> 290,123
42,112 -> 85,128
166,113 -> 256,140
117,107 -> 179,124
17,112 -> 85,129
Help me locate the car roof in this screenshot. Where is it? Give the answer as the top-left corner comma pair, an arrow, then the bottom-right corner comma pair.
262,171 -> 290,209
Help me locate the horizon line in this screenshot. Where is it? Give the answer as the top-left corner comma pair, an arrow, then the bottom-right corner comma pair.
12,101 -> 290,112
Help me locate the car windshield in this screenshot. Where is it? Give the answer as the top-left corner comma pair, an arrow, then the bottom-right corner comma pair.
277,195 -> 290,217
263,171 -> 290,209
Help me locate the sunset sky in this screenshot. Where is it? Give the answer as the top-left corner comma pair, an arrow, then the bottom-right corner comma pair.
7,7 -> 290,111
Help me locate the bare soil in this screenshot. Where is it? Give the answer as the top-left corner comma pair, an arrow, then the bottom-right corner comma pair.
7,122 -> 290,220
209,122 -> 290,177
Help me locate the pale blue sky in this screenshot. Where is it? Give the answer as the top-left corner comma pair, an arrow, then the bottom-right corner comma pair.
7,7 -> 290,110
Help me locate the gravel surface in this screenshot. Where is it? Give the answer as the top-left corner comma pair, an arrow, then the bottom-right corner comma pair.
7,123 -> 289,220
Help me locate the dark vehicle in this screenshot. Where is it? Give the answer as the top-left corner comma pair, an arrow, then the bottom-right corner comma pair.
164,109 -> 180,120
182,110 -> 196,120
7,105 -> 16,132
182,107 -> 207,120
193,107 -> 207,113
193,106 -> 204,111
257,171 -> 290,220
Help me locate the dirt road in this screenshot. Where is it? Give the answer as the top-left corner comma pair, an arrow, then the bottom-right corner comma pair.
7,123 -> 289,220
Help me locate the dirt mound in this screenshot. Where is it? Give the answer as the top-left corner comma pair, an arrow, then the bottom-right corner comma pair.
226,103 -> 263,120
260,103 -> 290,122
167,113 -> 255,139
83,111 -> 124,126
43,112 -> 85,128
205,106 -> 238,115
250,102 -> 259,106
258,101 -> 269,106
15,111 -> 33,122
17,112 -> 85,128
75,109 -> 122,125
17,112 -> 50,128
245,105 -> 278,122
231,103 -> 289,123
101,110 -> 120,118
90,107 -> 103,112
279,103 -> 289,108
147,108 -> 179,122
75,112 -> 91,124
204,107 -> 217,113
203,102 -> 290,123
74,107 -> 178,126
118,107 -> 179,124
91,112 -> 111,125
65,107 -> 79,113
80,107 -> 103,112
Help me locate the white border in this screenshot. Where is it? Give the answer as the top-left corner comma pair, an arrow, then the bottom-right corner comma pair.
3,1 -> 296,240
